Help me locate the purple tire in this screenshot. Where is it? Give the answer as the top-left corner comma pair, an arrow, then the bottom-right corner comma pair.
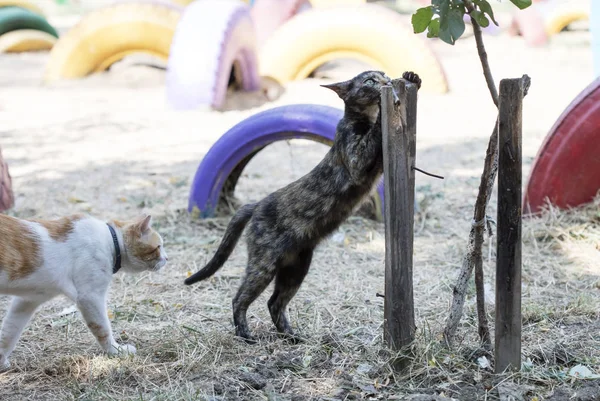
166,0 -> 260,110
188,104 -> 386,220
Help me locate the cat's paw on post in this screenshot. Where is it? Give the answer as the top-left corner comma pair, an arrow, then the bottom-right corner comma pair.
402,71 -> 422,90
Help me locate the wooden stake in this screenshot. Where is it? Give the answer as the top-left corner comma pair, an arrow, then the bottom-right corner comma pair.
495,77 -> 526,373
382,79 -> 418,362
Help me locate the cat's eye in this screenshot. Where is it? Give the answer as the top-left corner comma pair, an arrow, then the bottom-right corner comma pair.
363,78 -> 376,85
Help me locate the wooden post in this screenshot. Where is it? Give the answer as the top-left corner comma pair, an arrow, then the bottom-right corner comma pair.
495,77 -> 526,373
382,78 -> 418,360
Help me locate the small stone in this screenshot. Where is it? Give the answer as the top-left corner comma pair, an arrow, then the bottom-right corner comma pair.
239,372 -> 267,390
213,382 -> 224,395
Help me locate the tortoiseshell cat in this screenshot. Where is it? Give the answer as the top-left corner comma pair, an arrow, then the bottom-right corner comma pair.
185,71 -> 422,342
0,213 -> 168,370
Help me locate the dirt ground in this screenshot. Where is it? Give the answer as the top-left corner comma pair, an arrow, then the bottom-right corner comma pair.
1,2 -> 599,400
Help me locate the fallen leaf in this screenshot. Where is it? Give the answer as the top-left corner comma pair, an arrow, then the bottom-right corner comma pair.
68,196 -> 86,204
477,356 -> 491,370
331,232 -> 345,243
568,364 -> 600,379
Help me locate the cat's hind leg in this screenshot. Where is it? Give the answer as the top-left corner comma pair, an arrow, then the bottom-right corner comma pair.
76,294 -> 136,356
268,248 -> 313,341
0,296 -> 46,371
232,254 -> 277,343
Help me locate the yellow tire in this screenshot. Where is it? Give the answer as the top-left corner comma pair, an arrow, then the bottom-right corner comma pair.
0,0 -> 44,16
259,3 -> 448,94
0,29 -> 56,52
544,1 -> 589,36
44,2 -> 182,82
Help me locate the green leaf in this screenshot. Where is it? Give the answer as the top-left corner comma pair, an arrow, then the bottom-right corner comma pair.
438,0 -> 452,44
438,27 -> 453,44
439,0 -> 449,19
509,0 -> 532,10
427,18 -> 440,38
412,6 -> 434,34
475,0 -> 499,26
439,7 -> 465,45
448,9 -> 466,40
470,9 -> 490,28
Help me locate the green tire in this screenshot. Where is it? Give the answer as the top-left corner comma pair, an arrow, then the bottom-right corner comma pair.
0,6 -> 58,38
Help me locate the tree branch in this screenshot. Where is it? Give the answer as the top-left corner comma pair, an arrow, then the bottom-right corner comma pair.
444,0 -> 501,347
465,0 -> 499,107
412,166 -> 445,180
444,119 -> 498,346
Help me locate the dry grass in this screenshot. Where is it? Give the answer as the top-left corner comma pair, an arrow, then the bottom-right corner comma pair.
1,4 -> 599,399
0,188 -> 598,400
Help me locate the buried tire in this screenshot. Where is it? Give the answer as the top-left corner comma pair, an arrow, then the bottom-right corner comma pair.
188,104 -> 386,221
0,6 -> 58,38
44,1 -> 182,82
510,0 -> 589,45
250,0 -> 305,46
0,29 -> 57,52
524,77 -> 600,215
544,2 -> 588,35
259,3 -> 448,94
166,0 -> 260,110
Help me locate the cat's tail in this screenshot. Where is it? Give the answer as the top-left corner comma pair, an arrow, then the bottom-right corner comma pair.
184,203 -> 256,285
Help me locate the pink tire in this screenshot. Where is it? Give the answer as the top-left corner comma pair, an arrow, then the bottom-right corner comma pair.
250,0 -> 306,46
509,5 -> 548,46
166,0 -> 260,110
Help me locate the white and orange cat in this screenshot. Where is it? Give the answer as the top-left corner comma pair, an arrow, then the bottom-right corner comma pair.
0,213 -> 168,370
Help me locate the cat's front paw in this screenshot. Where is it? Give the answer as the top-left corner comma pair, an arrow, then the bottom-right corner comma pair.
0,356 -> 10,372
402,71 -> 422,90
108,343 -> 137,356
119,344 -> 137,355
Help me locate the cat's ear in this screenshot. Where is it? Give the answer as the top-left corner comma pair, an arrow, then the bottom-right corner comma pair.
321,80 -> 351,99
138,214 -> 152,234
